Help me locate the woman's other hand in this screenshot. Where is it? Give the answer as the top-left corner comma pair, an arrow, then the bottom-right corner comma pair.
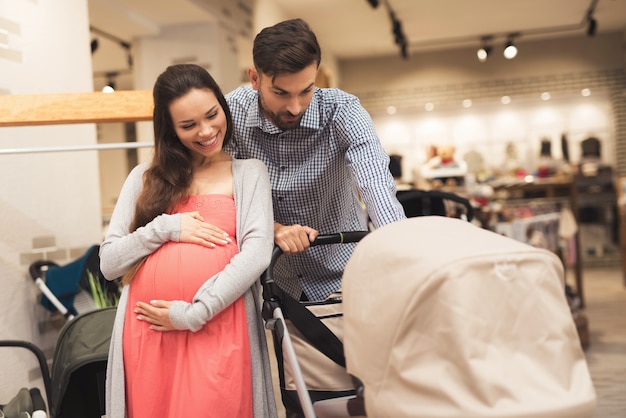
135,300 -> 175,331
179,211 -> 232,247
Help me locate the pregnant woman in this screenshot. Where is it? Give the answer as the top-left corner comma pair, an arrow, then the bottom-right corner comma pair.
100,64 -> 277,418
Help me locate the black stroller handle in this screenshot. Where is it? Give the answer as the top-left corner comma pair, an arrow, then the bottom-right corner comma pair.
261,231 -> 369,289
29,260 -> 60,282
0,340 -> 52,406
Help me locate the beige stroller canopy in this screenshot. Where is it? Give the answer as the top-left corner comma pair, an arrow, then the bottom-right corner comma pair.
343,217 -> 595,418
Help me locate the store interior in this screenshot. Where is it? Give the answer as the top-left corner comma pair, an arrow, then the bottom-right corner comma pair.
1,0 -> 626,416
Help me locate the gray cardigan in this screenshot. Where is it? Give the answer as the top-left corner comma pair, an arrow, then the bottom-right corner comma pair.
100,158 -> 278,418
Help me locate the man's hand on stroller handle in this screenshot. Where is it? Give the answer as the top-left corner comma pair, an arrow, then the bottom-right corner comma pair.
135,300 -> 175,332
180,211 -> 232,248
274,222 -> 318,255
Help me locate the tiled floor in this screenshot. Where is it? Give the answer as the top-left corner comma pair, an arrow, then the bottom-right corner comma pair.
578,266 -> 626,418
267,265 -> 626,417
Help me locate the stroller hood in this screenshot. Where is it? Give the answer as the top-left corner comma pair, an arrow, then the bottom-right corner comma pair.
50,307 -> 116,417
343,217 -> 595,418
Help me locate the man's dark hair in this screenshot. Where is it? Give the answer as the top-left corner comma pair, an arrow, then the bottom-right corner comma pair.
253,18 -> 321,78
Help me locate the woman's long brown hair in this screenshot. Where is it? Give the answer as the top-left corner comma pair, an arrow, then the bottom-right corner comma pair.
121,64 -> 233,285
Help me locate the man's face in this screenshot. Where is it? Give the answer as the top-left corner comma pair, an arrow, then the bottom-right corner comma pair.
248,63 -> 318,131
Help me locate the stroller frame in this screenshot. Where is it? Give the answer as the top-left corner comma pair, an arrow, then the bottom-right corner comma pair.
261,231 -> 369,418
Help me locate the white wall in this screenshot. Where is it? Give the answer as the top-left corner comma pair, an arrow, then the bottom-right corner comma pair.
0,0 -> 101,402
338,32 -> 625,184
129,22 -> 240,165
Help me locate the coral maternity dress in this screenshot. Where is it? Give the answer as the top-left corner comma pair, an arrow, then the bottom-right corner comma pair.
122,194 -> 252,418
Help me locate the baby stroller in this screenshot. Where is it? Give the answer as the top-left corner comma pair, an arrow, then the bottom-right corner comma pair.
0,308 -> 116,418
0,246 -> 118,418
316,216 -> 596,417
396,188 -> 474,221
30,245 -> 119,320
261,231 -> 369,417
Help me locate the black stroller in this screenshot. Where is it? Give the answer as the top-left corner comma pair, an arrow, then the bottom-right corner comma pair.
0,246 -> 118,418
261,231 -> 369,418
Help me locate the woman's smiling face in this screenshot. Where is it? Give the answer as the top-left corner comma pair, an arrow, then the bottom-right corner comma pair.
169,88 -> 227,160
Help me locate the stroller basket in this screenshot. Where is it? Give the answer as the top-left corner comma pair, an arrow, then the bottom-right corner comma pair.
261,231 -> 368,418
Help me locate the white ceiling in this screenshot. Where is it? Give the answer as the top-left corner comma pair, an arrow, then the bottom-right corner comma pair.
88,0 -> 626,81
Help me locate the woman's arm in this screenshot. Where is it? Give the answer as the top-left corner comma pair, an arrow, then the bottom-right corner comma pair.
167,159 -> 274,331
99,164 -> 181,280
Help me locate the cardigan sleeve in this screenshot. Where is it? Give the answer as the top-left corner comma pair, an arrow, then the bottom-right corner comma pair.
99,163 -> 181,281
168,159 -> 274,331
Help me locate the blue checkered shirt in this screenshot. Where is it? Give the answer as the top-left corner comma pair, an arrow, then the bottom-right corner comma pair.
225,86 -> 406,300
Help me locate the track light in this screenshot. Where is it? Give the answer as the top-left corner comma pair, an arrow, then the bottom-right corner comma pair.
477,36 -> 493,62
387,6 -> 408,59
90,38 -> 99,54
366,0 -> 379,8
90,26 -> 133,69
103,72 -> 117,93
586,11 -> 597,36
477,46 -> 491,62
503,34 -> 519,59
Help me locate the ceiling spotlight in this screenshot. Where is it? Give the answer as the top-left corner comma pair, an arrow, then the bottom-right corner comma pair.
90,38 -> 99,54
366,0 -> 379,8
477,36 -> 493,62
503,34 -> 519,59
586,13 -> 597,36
103,72 -> 117,93
477,46 -> 491,62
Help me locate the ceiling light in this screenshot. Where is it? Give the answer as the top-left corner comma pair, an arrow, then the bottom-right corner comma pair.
425,102 -> 434,111
586,8 -> 598,36
501,96 -> 511,104
581,88 -> 591,97
90,38 -> 99,54
462,99 -> 472,108
541,92 -> 551,101
366,0 -> 379,8
503,34 -> 519,59
477,46 -> 491,62
103,72 -> 117,93
477,36 -> 493,62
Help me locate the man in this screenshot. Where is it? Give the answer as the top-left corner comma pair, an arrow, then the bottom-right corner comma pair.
225,18 -> 406,302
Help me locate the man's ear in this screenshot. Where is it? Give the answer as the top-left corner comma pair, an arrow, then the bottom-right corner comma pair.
247,67 -> 260,90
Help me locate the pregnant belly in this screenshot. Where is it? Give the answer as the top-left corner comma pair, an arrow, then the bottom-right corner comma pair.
130,240 -> 238,303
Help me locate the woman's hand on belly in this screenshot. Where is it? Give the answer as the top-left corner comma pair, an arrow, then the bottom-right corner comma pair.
180,211 -> 232,248
135,300 -> 175,332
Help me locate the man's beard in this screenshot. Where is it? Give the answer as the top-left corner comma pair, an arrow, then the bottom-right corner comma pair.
258,92 -> 303,131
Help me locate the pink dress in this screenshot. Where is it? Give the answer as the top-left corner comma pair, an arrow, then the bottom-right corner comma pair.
123,195 -> 252,418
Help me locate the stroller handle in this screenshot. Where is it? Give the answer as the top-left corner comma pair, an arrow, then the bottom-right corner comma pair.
261,231 -> 369,295
29,260 -> 59,282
